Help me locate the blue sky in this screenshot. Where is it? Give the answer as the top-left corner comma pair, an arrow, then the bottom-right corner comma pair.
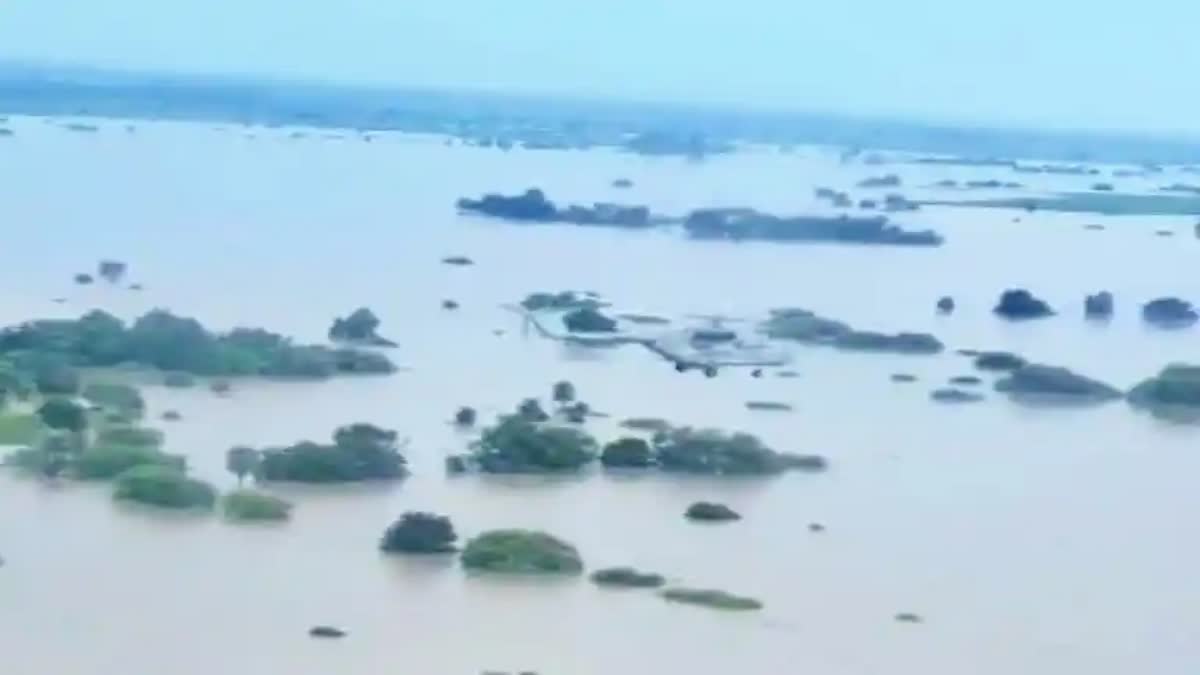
2,1 -> 1197,134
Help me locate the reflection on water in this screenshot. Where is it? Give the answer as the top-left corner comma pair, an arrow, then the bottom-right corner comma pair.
1,117 -> 1199,675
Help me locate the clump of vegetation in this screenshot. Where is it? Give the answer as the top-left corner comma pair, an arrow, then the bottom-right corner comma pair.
441,255 -> 474,266
1142,297 -> 1198,328
471,415 -> 597,473
973,351 -> 1026,372
98,260 -> 127,284
516,398 -> 550,422
891,373 -> 918,383
328,307 -> 397,347
380,512 -> 458,554
82,382 -> 145,415
995,364 -> 1122,403
930,388 -> 985,404
460,529 -> 583,575
653,427 -> 801,475
994,289 -> 1054,319
660,588 -> 763,611
1128,364 -> 1200,421
590,567 -> 665,588
256,424 -> 409,483
222,489 -> 292,521
561,401 -> 590,424
0,413 -> 42,446
948,375 -> 983,386
600,437 -> 654,468
225,446 -> 261,485
72,445 -> 185,480
454,406 -> 478,427
37,398 -> 88,432
113,465 -> 216,510
745,401 -> 793,412
0,309 -> 396,379
833,330 -> 944,355
551,380 -> 576,404
685,501 -> 741,522
161,410 -> 182,422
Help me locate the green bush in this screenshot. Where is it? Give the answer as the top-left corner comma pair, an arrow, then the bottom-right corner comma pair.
471,415 -> 597,473
72,445 -> 185,480
113,465 -> 216,510
684,501 -> 741,522
653,427 -> 792,475
222,489 -> 292,521
257,423 -> 408,483
0,413 -> 43,445
460,529 -> 583,575
82,382 -> 145,414
590,567 -> 665,588
37,398 -> 88,433
380,512 -> 457,553
660,587 -> 763,611
600,437 -> 654,468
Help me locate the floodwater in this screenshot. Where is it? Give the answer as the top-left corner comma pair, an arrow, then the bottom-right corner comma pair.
1,117 -> 1199,675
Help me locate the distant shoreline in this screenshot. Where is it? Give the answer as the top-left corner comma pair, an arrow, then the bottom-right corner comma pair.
2,62 -> 1199,165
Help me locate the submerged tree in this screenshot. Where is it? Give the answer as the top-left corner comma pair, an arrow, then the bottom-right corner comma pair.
225,446 -> 261,486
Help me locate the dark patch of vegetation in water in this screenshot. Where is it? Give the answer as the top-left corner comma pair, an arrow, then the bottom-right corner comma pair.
590,567 -> 665,588
460,530 -> 583,575
97,260 -> 127,284
948,375 -> 983,386
1085,292 -> 1115,319
222,489 -> 292,521
660,587 -> 763,611
857,174 -> 901,188
654,426 -> 821,475
72,444 -> 184,480
994,289 -> 1054,320
454,406 -> 478,427
1128,364 -> 1200,422
457,188 -> 653,228
0,310 -> 396,378
328,307 -> 397,347
930,388 -> 985,404
113,465 -> 216,510
441,255 -> 474,266
891,373 -> 918,383
685,501 -> 741,522
622,131 -> 733,158
973,351 -> 1026,372
745,401 -> 793,412
1142,297 -> 1198,328
994,364 -> 1122,404
600,437 -> 654,468
82,383 -> 145,416
936,296 -> 955,314
380,512 -> 457,553
833,330 -> 944,355
612,178 -> 634,189
470,415 -> 597,473
255,423 -> 409,483
683,208 -> 942,246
